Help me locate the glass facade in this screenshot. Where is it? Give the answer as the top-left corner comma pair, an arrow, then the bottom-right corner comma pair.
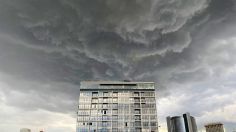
77,81 -> 158,132
166,113 -> 198,132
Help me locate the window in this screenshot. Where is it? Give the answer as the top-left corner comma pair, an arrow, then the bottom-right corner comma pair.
150,122 -> 157,126
112,98 -> 118,103
112,104 -> 118,109
98,128 -> 110,132
112,121 -> 118,127
78,104 -> 84,109
134,104 -> 140,108
130,122 -> 135,127
91,128 -> 96,132
143,122 -> 149,127
112,115 -> 118,120
112,128 -> 118,132
98,110 -> 103,115
91,110 -> 97,115
97,116 -> 102,121
98,104 -> 103,108
92,99 -> 98,103
77,128 -> 88,132
102,115 -> 108,120
103,104 -> 108,108
79,116 -> 89,121
107,104 -> 112,109
133,92 -> 139,96
108,98 -> 112,103
102,122 -> 108,127
77,122 -> 84,126
98,98 -> 103,103
80,92 -> 91,97
98,92 -> 103,96
134,98 -> 140,103
90,116 -> 97,121
129,98 -> 134,103
151,127 -> 158,132
118,109 -> 123,114
149,109 -> 156,114
86,104 -> 90,109
103,92 -> 108,96
149,104 -> 156,109
135,121 -> 141,127
134,115 -> 141,120
142,115 -> 149,120
143,129 -> 150,132
118,116 -> 123,120
124,115 -> 130,120
78,104 -> 90,109
103,98 -> 108,103
141,98 -> 146,103
92,92 -> 98,97
77,116 -> 83,121
142,109 -> 148,114
141,92 -> 154,96
134,109 -> 141,114
112,109 -> 118,114
146,97 -> 155,103
78,110 -> 90,115
135,128 -> 142,132
79,98 -> 91,103
113,92 -> 118,97
120,104 -> 129,110
118,122 -> 123,127
102,110 -> 107,115
119,97 -> 129,103
107,109 -> 112,114
91,104 -> 97,109
150,115 -> 157,120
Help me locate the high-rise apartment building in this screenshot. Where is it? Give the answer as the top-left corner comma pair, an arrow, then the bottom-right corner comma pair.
20,128 -> 31,132
166,113 -> 197,132
205,122 -> 224,132
77,81 -> 158,132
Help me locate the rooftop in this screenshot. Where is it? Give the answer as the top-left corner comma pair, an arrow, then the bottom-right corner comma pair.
80,81 -> 155,90
81,80 -> 154,84
205,122 -> 223,127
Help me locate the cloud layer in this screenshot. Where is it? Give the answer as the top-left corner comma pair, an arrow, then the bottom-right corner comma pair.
0,0 -> 236,131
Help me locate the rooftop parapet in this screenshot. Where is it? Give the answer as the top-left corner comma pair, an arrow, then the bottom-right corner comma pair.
80,81 -> 155,90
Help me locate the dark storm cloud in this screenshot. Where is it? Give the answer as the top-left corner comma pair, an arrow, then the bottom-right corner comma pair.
0,0 -> 236,131
0,0 -> 210,83
0,0 -> 234,107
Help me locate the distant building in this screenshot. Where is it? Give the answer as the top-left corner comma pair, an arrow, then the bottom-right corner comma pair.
20,128 -> 31,132
77,81 -> 159,132
166,112 -> 197,132
205,122 -> 224,132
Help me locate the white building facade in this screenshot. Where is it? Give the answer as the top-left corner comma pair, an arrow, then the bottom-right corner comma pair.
77,81 -> 158,132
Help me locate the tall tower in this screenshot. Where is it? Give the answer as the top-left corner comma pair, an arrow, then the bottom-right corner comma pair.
77,81 -> 158,132
205,122 -> 224,132
166,113 -> 197,132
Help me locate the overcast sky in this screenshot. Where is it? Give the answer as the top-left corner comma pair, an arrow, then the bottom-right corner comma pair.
0,0 -> 236,132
